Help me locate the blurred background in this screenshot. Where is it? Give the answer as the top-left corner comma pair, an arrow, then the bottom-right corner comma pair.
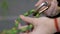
0,0 -> 38,32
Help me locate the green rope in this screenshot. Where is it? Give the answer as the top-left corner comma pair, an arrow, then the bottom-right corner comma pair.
1,9 -> 40,34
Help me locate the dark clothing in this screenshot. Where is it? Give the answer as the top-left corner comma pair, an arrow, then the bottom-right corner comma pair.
54,32 -> 60,34
57,0 -> 60,6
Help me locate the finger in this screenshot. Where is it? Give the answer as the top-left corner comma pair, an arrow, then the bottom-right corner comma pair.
19,33 -> 28,34
18,24 -> 28,29
18,24 -> 22,29
44,0 -> 58,16
18,24 -> 29,34
20,15 -> 36,24
35,0 -> 44,6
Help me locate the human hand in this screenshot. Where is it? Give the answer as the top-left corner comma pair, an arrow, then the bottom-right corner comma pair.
35,0 -> 59,17
18,15 -> 57,34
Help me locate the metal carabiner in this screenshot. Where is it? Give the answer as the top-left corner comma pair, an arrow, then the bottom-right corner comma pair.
36,1 -> 48,11
33,1 -> 49,16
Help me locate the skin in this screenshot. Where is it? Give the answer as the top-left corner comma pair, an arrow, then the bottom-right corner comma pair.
19,15 -> 60,34
18,0 -> 60,34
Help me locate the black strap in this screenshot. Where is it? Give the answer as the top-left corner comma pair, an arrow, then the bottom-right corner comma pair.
54,32 -> 60,34
46,13 -> 60,19
57,0 -> 60,6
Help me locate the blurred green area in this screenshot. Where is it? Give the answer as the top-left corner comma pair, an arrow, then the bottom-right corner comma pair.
1,0 -> 8,16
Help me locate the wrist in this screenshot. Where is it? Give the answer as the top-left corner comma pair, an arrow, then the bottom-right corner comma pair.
57,17 -> 60,31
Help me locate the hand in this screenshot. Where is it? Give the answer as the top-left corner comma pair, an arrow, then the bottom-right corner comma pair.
35,0 -> 59,17
18,0 -> 59,34
18,15 -> 57,34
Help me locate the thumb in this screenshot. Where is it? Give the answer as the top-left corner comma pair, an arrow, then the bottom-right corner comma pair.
20,15 -> 36,24
19,33 -> 29,34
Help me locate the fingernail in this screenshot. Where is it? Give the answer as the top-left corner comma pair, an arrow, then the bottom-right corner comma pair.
20,15 -> 24,18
